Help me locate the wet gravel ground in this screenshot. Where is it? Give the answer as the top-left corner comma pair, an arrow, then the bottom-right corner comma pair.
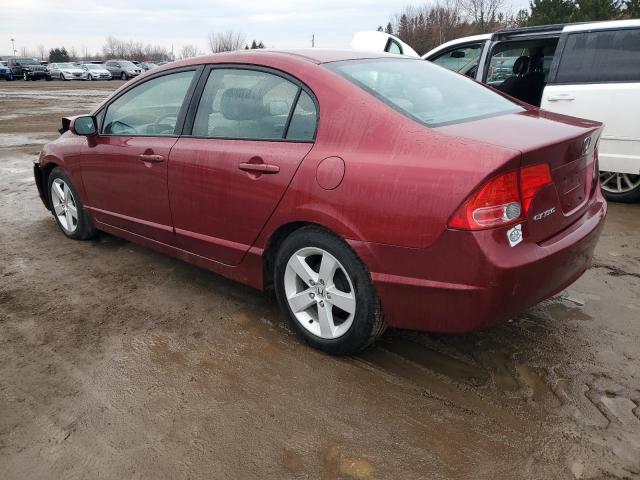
0,81 -> 639,480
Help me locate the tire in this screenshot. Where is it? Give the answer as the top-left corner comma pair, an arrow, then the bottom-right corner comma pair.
45,75 -> 52,81
23,72 -> 28,81
121,72 -> 127,80
47,167 -> 97,240
600,171 -> 640,203
274,226 -> 385,355
59,73 -> 65,81
88,74 -> 94,81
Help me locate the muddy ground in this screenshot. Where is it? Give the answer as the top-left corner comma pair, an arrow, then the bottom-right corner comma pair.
0,80 -> 639,480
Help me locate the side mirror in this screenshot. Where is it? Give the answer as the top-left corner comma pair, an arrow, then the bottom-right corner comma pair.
73,116 -> 97,136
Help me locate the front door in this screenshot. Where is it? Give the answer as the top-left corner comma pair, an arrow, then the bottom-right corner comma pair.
81,69 -> 198,244
168,67 -> 318,265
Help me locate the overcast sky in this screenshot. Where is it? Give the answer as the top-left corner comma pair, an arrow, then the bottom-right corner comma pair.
1,0 -> 526,57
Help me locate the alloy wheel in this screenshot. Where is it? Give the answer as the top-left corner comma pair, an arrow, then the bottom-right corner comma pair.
284,247 -> 356,339
23,72 -> 28,81
600,171 -> 640,194
50,178 -> 79,234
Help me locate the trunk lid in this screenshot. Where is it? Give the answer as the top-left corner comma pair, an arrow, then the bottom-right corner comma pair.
437,109 -> 602,242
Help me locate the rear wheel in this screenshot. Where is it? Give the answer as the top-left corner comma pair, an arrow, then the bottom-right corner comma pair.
600,171 -> 640,203
274,226 -> 385,355
47,168 -> 97,240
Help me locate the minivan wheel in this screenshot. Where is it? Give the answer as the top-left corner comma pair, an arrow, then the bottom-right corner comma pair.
121,72 -> 127,80
274,226 -> 385,355
600,171 -> 640,203
47,168 -> 97,240
23,72 -> 28,81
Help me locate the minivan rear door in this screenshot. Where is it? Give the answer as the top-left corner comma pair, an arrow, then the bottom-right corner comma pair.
541,24 -> 640,178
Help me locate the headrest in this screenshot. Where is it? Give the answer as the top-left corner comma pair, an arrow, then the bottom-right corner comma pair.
513,56 -> 530,75
529,56 -> 544,72
220,88 -> 264,120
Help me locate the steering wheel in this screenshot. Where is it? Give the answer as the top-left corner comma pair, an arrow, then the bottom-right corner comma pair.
152,113 -> 179,133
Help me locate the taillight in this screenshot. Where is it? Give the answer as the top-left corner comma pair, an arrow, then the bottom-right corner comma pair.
520,164 -> 552,213
448,164 -> 552,231
448,171 -> 521,229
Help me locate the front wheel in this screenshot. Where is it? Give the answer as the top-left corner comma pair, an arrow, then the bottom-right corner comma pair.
23,72 -> 28,81
121,72 -> 127,80
600,171 -> 640,203
88,74 -> 94,81
47,168 -> 97,240
274,226 -> 385,355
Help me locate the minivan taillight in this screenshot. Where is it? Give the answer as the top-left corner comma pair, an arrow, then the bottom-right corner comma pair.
448,164 -> 552,230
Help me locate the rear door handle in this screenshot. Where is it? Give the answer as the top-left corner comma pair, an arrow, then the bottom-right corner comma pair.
138,154 -> 165,163
547,94 -> 575,102
238,162 -> 280,174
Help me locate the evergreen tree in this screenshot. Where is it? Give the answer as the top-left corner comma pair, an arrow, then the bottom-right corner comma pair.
376,25 -> 383,31
573,0 -> 622,20
385,22 -> 393,34
251,40 -> 258,49
49,47 -> 70,62
624,0 -> 640,16
528,0 -> 576,25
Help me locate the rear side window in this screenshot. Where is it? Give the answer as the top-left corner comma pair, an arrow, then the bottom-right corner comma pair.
555,29 -> 640,84
192,68 -> 317,141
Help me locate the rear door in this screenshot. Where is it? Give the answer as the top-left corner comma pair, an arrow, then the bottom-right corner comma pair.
542,25 -> 640,177
168,66 -> 318,266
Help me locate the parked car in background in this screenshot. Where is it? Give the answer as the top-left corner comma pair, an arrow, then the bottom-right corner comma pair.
35,50 -> 606,354
0,62 -> 12,80
48,62 -> 88,81
7,57 -> 51,81
81,63 -> 112,80
104,60 -> 142,80
358,20 -> 640,202
140,62 -> 158,71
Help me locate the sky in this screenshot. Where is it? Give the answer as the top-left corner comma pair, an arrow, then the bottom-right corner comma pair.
1,0 -> 526,58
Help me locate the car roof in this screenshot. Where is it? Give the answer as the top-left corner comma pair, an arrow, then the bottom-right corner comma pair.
564,19 -> 640,32
175,48 -> 403,67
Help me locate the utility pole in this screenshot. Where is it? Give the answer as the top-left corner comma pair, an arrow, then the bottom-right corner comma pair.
10,38 -> 16,56
311,34 -> 315,48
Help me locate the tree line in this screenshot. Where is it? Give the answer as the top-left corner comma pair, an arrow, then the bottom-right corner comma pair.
381,0 -> 639,55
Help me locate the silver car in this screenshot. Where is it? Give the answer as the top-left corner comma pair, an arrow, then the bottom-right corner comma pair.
104,60 -> 142,80
48,63 -> 88,81
82,64 -> 112,80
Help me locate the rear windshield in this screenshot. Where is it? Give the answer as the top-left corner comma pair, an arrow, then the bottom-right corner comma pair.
325,58 -> 523,127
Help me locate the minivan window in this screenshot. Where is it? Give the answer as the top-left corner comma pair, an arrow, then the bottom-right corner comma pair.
192,68 -> 308,140
326,58 -> 523,127
103,70 -> 195,136
432,44 -> 483,74
555,29 -> 640,84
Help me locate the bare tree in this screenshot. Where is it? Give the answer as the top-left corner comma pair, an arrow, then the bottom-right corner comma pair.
179,44 -> 201,59
37,44 -> 46,61
207,30 -> 245,53
462,0 -> 505,33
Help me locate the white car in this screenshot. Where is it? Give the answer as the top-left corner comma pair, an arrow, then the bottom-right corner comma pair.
48,63 -> 88,81
354,20 -> 640,202
81,64 -> 112,80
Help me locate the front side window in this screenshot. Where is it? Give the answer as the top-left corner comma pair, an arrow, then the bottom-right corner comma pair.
192,68 -> 316,141
103,70 -> 195,136
431,44 -> 483,74
326,58 -> 523,127
556,29 -> 640,84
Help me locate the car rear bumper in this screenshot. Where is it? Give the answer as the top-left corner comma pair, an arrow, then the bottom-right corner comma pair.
349,193 -> 607,333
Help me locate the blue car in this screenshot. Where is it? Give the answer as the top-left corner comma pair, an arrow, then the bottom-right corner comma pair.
0,62 -> 13,81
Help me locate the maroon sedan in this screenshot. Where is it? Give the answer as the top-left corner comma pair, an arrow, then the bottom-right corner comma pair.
35,50 -> 606,354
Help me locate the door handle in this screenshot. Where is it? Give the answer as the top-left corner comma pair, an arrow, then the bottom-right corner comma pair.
138,154 -> 165,163
238,162 -> 280,174
547,94 -> 575,102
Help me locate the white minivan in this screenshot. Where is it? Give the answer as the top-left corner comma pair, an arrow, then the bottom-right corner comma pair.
353,21 -> 640,202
